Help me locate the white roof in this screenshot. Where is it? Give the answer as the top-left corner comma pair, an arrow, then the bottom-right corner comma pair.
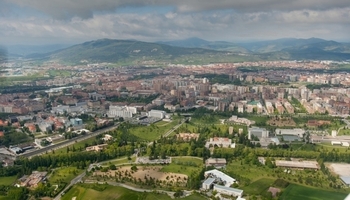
342,142 -> 350,147
204,169 -> 235,187
275,160 -> 319,169
213,184 -> 243,195
203,177 -> 216,185
341,176 -> 350,185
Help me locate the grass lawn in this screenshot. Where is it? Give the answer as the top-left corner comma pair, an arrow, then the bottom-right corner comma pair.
129,119 -> 182,141
244,115 -> 269,126
280,184 -> 348,200
48,70 -> 71,77
171,156 -> 204,166
225,161 -> 275,182
101,156 -> 136,167
316,143 -> 349,153
62,184 -> 206,200
49,167 -> 84,184
0,176 -> 17,185
190,114 -> 221,125
161,156 -> 204,176
241,178 -> 275,195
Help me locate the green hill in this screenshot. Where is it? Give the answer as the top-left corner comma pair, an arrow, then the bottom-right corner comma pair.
43,39 -> 229,64
28,38 -> 350,64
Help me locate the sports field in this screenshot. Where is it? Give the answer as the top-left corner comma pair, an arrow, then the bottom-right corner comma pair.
280,184 -> 348,200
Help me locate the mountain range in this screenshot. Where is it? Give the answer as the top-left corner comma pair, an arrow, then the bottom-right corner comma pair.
10,37 -> 350,64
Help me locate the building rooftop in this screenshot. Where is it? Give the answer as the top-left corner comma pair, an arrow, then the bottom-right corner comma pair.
275,160 -> 319,169
213,184 -> 243,195
341,176 -> 350,185
203,177 -> 216,185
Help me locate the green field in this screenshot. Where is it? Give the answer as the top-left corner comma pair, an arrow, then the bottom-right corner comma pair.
48,70 -> 71,77
101,156 -> 136,167
242,178 -> 275,195
49,167 -> 84,184
316,143 -> 349,153
129,118 -> 182,141
161,156 -> 204,176
62,184 -> 206,200
280,184 -> 348,200
0,176 -> 17,185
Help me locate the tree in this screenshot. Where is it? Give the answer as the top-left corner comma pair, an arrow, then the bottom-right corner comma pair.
174,190 -> 184,198
109,164 -> 117,170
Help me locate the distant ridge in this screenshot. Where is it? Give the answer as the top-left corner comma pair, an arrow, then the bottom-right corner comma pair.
34,38 -> 226,64
26,37 -> 350,63
158,37 -> 251,53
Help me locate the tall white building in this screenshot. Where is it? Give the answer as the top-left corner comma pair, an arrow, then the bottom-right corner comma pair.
148,110 -> 166,119
108,106 -> 137,118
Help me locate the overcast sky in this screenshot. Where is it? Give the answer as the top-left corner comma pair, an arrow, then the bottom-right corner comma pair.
1,0 -> 350,45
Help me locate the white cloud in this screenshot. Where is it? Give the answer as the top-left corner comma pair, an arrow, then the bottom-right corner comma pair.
0,2 -> 350,44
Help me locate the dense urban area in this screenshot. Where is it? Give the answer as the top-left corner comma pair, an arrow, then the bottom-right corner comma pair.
1,59 -> 350,200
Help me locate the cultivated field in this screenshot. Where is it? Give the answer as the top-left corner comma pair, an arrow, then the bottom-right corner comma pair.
280,184 -> 347,200
0,175 -> 17,185
242,178 -> 275,195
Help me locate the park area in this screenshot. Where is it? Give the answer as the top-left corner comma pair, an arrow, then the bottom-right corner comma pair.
61,183 -> 206,200
161,156 -> 204,176
93,166 -> 187,187
49,167 -> 84,185
129,118 -> 182,141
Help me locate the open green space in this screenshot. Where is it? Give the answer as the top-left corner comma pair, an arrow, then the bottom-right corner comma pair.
161,156 -> 204,176
280,184 -> 348,200
316,143 -> 349,153
48,70 -> 71,77
49,167 -> 84,184
62,183 -> 206,200
244,115 -> 269,127
0,176 -> 17,185
129,118 -> 182,141
101,156 -> 136,167
338,128 -> 350,136
225,160 -> 339,190
190,114 -> 221,125
241,178 -> 275,195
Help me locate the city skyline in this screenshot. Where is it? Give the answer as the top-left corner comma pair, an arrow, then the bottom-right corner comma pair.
1,0 -> 350,45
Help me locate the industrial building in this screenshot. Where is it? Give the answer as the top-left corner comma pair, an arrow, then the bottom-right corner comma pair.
248,127 -> 269,140
275,128 -> 305,138
205,158 -> 227,169
275,160 -> 319,170
204,169 -> 236,187
213,184 -> 244,198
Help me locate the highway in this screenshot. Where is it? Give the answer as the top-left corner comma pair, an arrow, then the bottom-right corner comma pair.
21,123 -> 120,158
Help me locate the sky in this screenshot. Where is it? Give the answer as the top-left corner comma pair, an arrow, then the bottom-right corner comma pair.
0,0 -> 350,45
